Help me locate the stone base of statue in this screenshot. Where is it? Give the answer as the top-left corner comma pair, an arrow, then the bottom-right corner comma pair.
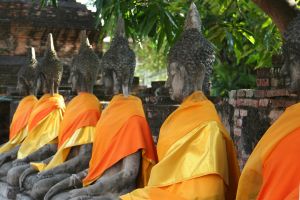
0,181 -> 20,199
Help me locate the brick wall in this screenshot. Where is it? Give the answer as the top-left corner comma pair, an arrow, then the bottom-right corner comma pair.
226,88 -> 298,168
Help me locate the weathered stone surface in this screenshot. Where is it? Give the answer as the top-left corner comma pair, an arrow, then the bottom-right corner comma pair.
0,181 -> 19,199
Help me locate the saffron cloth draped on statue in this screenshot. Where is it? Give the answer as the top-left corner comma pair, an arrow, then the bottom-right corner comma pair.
237,102 -> 300,200
121,91 -> 240,200
82,95 -> 157,187
0,95 -> 38,153
17,94 -> 65,159
31,92 -> 101,171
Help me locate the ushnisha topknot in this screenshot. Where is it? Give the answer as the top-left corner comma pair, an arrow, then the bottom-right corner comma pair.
70,30 -> 101,93
168,3 -> 215,95
100,16 -> 136,96
36,33 -> 63,95
184,2 -> 202,31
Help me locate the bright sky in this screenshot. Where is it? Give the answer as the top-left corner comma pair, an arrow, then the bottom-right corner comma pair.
76,0 -> 96,12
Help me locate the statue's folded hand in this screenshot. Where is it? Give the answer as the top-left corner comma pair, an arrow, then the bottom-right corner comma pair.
19,166 -> 38,189
69,188 -> 90,198
12,158 -> 28,167
37,169 -> 53,179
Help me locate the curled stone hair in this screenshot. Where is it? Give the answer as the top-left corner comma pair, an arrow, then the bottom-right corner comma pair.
100,17 -> 136,95
70,30 -> 101,93
17,47 -> 38,95
282,13 -> 300,59
168,3 -> 215,95
36,33 -> 63,95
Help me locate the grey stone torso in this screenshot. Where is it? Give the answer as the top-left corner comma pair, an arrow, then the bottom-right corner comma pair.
44,151 -> 141,200
18,143 -> 93,200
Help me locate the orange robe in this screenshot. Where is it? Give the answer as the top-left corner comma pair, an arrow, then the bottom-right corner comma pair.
31,92 -> 101,171
0,95 -> 38,153
82,94 -> 157,187
18,94 -> 65,159
237,102 -> 300,200
121,91 -> 240,200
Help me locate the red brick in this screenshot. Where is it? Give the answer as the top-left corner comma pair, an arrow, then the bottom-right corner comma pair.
240,109 -> 248,117
237,99 -> 258,107
254,90 -> 266,98
266,89 -> 289,97
256,78 -> 270,87
258,99 -> 269,107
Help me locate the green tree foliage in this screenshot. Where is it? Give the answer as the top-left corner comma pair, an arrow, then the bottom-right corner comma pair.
38,0 -> 283,96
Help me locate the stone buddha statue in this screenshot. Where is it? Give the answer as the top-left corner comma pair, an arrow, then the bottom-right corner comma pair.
44,17 -> 157,200
0,33 -> 66,199
0,47 -> 38,178
281,14 -> 300,93
100,17 -> 135,96
165,3 -> 214,101
16,31 -> 102,200
121,3 -> 239,200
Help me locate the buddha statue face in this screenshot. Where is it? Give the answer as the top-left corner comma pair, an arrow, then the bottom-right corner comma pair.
165,62 -> 187,102
281,52 -> 300,93
164,3 -> 214,102
165,61 -> 205,102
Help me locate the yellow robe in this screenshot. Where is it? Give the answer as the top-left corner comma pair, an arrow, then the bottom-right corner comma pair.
237,102 -> 300,200
18,94 -> 65,159
0,95 -> 38,153
32,93 -> 101,171
121,91 -> 240,200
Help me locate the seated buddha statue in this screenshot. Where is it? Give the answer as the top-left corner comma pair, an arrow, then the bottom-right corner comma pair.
121,3 -> 240,200
2,33 -> 65,199
44,17 -> 157,200
16,31 -> 102,200
0,47 -> 38,178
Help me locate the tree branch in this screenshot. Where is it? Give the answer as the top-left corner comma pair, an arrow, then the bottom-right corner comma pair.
252,0 -> 298,34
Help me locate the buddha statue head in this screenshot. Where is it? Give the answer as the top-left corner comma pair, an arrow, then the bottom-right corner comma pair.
17,47 -> 38,96
100,17 -> 136,96
165,3 -> 215,102
69,30 -> 101,93
35,33 -> 63,95
281,14 -> 300,93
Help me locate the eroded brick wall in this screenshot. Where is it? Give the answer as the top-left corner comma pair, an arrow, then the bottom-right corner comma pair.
226,88 -> 298,169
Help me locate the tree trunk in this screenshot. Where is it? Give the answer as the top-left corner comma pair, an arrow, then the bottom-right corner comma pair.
252,0 -> 298,34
